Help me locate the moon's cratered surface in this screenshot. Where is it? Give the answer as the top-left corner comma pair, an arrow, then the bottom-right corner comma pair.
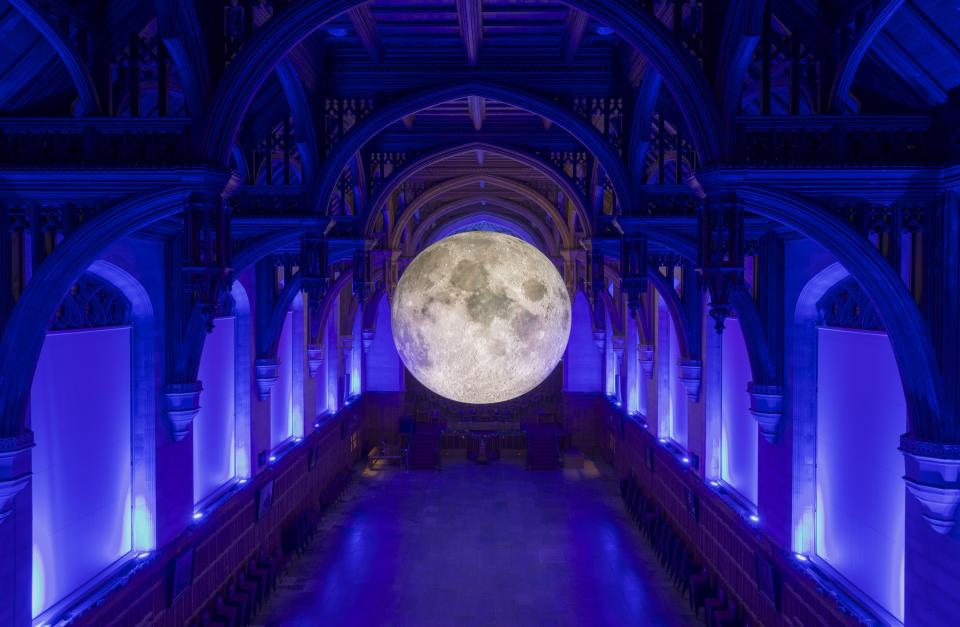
391,231 -> 571,404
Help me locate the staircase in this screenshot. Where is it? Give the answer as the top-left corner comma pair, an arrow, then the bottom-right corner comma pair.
407,423 -> 442,470
525,424 -> 561,470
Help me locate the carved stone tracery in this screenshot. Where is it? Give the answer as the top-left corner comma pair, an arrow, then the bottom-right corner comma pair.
50,274 -> 132,331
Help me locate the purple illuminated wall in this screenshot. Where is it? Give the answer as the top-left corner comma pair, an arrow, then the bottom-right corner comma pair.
30,327 -> 132,618
564,291 -> 601,392
626,317 -> 641,414
365,295 -> 402,391
604,308 -> 616,397
668,319 -> 687,447
349,306 -> 362,397
816,326 -> 905,622
270,311 -> 294,448
323,296 -> 340,414
193,317 -> 236,504
720,318 -> 757,504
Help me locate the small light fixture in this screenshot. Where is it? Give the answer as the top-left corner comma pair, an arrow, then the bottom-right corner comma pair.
709,480 -> 720,488
314,421 -> 321,429
294,437 -> 303,443
749,514 -> 760,524
681,456 -> 690,464
137,552 -> 150,559
658,437 -> 667,444
238,478 -> 248,485
327,26 -> 348,38
268,455 -> 277,463
192,511 -> 203,520
794,553 -> 809,562
595,25 -> 615,36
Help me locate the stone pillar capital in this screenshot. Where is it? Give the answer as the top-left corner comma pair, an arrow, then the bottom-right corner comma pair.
678,360 -> 702,402
0,431 -> 33,523
307,344 -> 324,378
901,436 -> 960,534
748,382 -> 784,442
254,358 -> 279,401
164,381 -> 203,441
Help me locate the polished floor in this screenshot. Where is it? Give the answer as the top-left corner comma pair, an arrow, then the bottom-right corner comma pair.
255,453 -> 699,627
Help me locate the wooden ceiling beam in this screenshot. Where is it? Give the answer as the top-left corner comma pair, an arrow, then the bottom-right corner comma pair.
468,95 -> 486,131
456,0 -> 483,65
562,8 -> 590,64
347,5 -> 384,63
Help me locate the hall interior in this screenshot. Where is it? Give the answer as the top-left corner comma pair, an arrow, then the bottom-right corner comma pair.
1,2 -> 960,627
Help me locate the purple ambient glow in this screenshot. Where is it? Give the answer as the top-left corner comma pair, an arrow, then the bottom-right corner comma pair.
564,291 -> 602,392
720,318 -> 758,505
193,317 -> 236,504
817,327 -> 905,622
271,311 -> 295,448
30,327 -> 132,618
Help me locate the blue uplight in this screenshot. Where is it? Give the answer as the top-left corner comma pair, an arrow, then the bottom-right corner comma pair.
595,25 -> 615,36
328,27 -> 349,38
192,511 -> 203,520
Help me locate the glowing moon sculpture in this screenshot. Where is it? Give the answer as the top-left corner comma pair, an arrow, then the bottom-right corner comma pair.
391,231 -> 571,404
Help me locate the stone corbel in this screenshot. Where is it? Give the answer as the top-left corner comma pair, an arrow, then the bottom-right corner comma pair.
593,330 -> 606,353
361,330 -> 375,353
254,358 -> 279,401
901,436 -> 960,534
748,382 -> 784,442
0,431 -> 33,524
638,344 -> 654,378
679,360 -> 702,401
612,336 -> 625,363
307,344 -> 324,378
164,382 -> 202,441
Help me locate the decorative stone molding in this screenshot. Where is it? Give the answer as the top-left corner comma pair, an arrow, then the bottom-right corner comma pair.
816,277 -> 884,331
254,358 -> 279,401
361,330 -> 375,353
0,431 -> 33,524
901,436 -> 960,534
593,330 -> 606,353
0,475 -> 30,524
306,345 -> 324,378
612,336 -> 625,363
164,382 -> 202,441
748,383 -> 784,442
678,360 -> 702,401
50,273 -> 132,330
340,336 -> 354,362
638,345 -> 654,378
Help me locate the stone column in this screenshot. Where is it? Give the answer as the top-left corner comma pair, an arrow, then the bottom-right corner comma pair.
0,431 -> 33,626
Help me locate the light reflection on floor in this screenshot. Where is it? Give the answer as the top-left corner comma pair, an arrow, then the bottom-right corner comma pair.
255,457 -> 698,627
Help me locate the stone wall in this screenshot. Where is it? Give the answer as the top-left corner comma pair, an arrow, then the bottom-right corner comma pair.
611,413 -> 859,627
72,405 -> 362,627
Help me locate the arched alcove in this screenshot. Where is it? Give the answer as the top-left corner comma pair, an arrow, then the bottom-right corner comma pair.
364,293 -> 403,393
792,263 -> 906,623
193,314 -> 237,505
29,260 -> 156,622
564,291 -> 602,392
719,316 -> 758,506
